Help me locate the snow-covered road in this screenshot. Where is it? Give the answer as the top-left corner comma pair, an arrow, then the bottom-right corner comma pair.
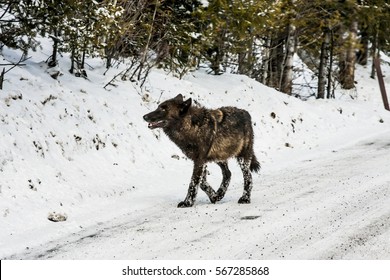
7,131 -> 390,260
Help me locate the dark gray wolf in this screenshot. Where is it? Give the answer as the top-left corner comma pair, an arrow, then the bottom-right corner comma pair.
143,94 -> 260,208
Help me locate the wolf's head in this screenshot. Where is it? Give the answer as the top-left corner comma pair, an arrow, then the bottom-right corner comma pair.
143,94 -> 192,129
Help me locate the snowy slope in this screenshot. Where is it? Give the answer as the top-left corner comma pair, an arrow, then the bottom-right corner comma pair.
1,43 -> 390,259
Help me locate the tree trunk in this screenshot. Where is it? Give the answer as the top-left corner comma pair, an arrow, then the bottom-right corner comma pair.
267,36 -> 284,89
138,0 -> 158,80
238,36 -> 254,76
106,50 -> 112,69
48,29 -> 60,68
209,28 -> 227,75
70,47 -> 76,74
317,29 -> 330,99
370,24 -> 379,79
357,29 -> 369,66
81,46 -> 86,70
260,37 -> 271,84
327,30 -> 334,99
80,46 -> 87,78
281,24 -> 296,95
340,20 -> 358,89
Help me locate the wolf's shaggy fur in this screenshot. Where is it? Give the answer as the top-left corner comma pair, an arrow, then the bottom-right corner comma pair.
143,94 -> 260,207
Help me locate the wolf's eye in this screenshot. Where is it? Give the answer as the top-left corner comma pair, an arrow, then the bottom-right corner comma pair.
160,105 -> 167,111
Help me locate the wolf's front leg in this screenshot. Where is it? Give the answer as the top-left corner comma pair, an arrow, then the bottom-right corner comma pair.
178,163 -> 204,208
199,165 -> 218,203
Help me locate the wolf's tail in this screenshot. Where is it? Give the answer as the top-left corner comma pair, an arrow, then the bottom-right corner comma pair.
250,155 -> 261,173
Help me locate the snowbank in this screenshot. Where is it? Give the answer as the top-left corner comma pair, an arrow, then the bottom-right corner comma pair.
1,44 -> 389,258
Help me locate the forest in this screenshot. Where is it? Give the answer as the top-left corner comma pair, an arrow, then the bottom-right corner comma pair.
1,0 -> 390,98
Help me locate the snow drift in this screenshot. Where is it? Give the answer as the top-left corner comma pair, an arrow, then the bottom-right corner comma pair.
1,43 -> 390,259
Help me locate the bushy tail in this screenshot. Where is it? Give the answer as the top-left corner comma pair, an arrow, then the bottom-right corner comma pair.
250,154 -> 261,173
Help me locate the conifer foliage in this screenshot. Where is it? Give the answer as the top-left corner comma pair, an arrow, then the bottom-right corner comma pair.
1,0 -> 390,97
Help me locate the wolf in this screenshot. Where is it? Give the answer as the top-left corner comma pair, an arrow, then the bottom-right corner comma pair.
143,94 -> 260,208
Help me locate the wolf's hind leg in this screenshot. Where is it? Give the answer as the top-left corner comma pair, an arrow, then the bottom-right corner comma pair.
237,157 -> 252,204
215,161 -> 231,202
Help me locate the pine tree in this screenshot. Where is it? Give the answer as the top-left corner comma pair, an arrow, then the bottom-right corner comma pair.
108,0 -> 203,82
60,0 -> 123,76
2,0 -> 123,77
1,0 -> 41,54
279,0 -> 297,95
289,0 -> 344,98
199,0 -> 269,76
356,1 -> 390,78
151,0 -> 204,77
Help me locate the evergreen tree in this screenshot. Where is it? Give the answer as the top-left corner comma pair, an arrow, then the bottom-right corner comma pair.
1,0 -> 41,54
151,0 -> 204,77
199,0 -> 269,75
290,0 -> 344,97
356,1 -> 390,78
111,0 -> 203,82
3,0 -> 390,94
60,0 -> 123,76
1,0 -> 123,76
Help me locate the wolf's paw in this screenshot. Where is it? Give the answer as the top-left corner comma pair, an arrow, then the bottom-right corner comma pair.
238,196 -> 251,204
209,196 -> 217,204
177,201 -> 193,208
215,189 -> 226,202
209,195 -> 218,204
210,194 -> 224,204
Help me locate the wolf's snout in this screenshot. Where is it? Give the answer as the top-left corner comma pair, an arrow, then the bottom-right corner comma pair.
143,112 -> 165,129
143,114 -> 150,121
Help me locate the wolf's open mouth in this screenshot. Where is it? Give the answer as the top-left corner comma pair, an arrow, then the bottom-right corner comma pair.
148,120 -> 166,129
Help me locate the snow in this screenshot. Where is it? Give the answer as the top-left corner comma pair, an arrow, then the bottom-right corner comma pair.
1,39 -> 390,260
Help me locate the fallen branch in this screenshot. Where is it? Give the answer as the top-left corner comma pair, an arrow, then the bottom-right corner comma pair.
0,67 -> 4,90
103,69 -> 125,89
0,55 -> 30,89
3,55 -> 31,74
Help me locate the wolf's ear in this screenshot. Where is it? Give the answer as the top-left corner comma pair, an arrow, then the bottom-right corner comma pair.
180,98 -> 192,115
174,94 -> 184,102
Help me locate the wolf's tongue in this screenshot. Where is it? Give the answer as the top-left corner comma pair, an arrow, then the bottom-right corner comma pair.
148,121 -> 163,129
